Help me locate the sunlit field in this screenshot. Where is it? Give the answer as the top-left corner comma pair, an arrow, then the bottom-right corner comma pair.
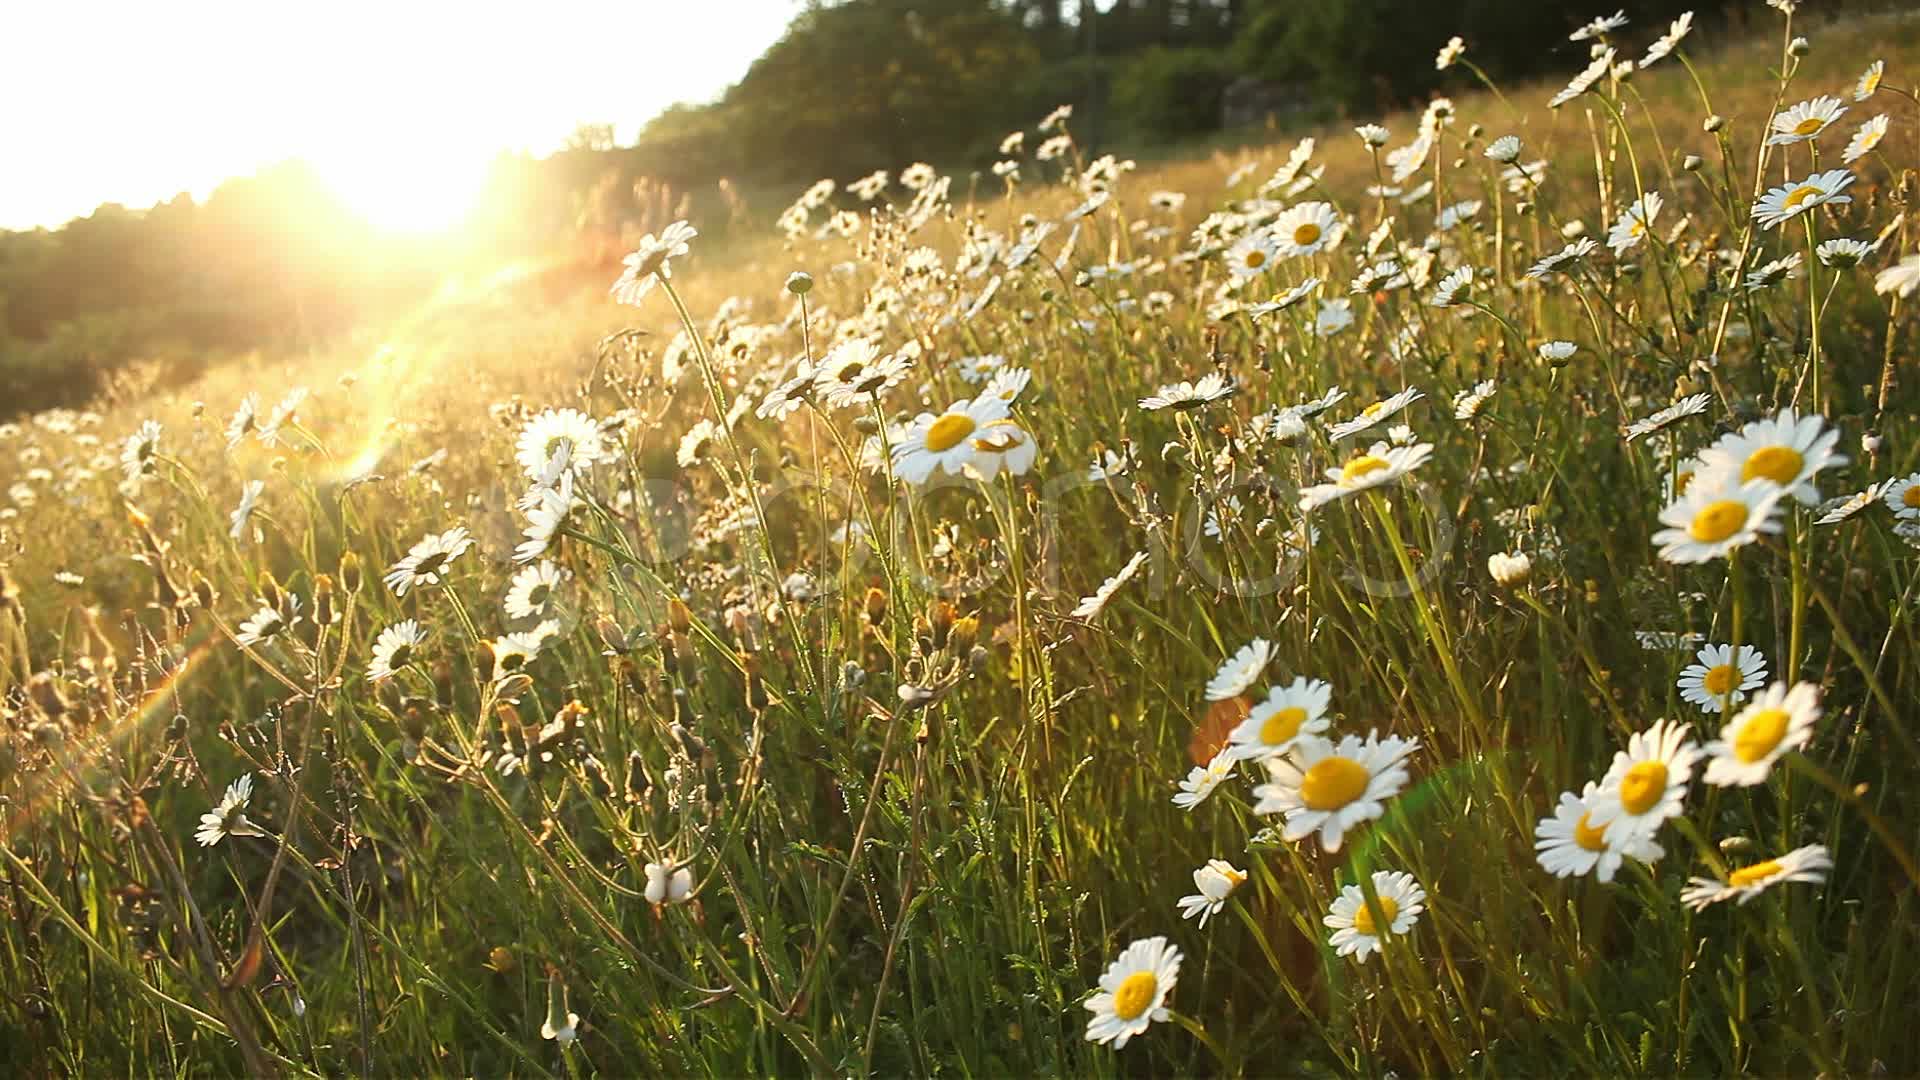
7,6 -> 1920,1075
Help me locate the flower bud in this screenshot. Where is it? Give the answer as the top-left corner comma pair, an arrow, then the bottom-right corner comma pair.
1682,154 -> 1703,172
1704,114 -> 1725,133
785,271 -> 813,295
1788,36 -> 1809,57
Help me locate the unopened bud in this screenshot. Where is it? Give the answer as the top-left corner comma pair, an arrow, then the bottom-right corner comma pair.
1683,154 -> 1703,172
785,271 -> 814,295
1704,114 -> 1725,133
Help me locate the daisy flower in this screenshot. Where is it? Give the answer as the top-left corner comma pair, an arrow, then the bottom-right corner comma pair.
756,365 -> 820,420
1815,480 -> 1891,524
1744,252 -> 1803,291
1300,442 -> 1434,511
1526,237 -> 1598,279
1172,750 -> 1234,810
514,481 -> 577,565
1247,277 -> 1322,316
1355,123 -> 1390,147
1071,551 -> 1149,621
1843,115 -> 1889,164
1225,230 -> 1279,279
981,366 -> 1032,404
1694,407 -> 1846,505
1753,170 -> 1855,230
1623,392 -> 1712,441
367,620 -> 426,682
1436,35 -> 1466,70
229,480 -> 264,541
644,861 -> 694,906
1677,643 -> 1768,713
1607,192 -> 1663,256
515,409 -> 605,482
226,395 -> 259,450
1328,388 -> 1423,441
1639,11 -> 1692,68
235,602 -> 291,648
1854,59 -> 1884,100
1272,202 -> 1340,258
120,421 -> 162,482
1083,936 -> 1181,1049
1294,299 -> 1347,341
1484,135 -> 1522,163
1429,266 -> 1473,308
1138,373 -> 1236,412
196,774 -> 267,846
1453,380 -> 1497,420
1550,49 -> 1615,109
1702,681 -> 1820,787
1653,477 -> 1786,564
1534,782 -> 1663,882
1570,9 -> 1627,41
817,340 -> 912,408
1877,255 -> 1920,298
1767,95 -> 1847,145
890,395 -> 1010,486
1253,731 -> 1418,852
1176,860 -> 1247,928
1588,719 -> 1700,845
1539,341 -> 1578,364
1226,677 -> 1332,760
955,353 -> 1008,384
1680,845 -> 1832,909
384,526 -> 475,596
1883,473 -> 1920,519
1325,871 -> 1426,963
504,562 -> 566,620
1816,237 -> 1873,268
960,420 -> 1038,481
1205,638 -> 1273,701
610,220 -> 697,305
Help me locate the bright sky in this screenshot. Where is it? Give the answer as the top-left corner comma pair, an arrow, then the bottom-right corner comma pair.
1,1 -> 798,231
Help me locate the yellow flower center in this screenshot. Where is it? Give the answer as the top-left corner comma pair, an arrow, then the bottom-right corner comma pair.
1742,445 -> 1804,486
1733,707 -> 1791,762
1111,971 -> 1158,1020
1728,859 -> 1784,888
1574,811 -> 1609,852
1702,664 -> 1739,696
1782,184 -> 1821,210
1293,222 -> 1323,248
1341,454 -> 1391,484
1792,116 -> 1825,136
924,413 -> 977,453
1688,500 -> 1750,543
1300,755 -> 1370,811
1362,401 -> 1388,418
413,553 -> 449,577
835,361 -> 867,381
1675,469 -> 1695,495
1353,895 -> 1400,936
1629,220 -> 1646,237
1863,71 -> 1883,95
1904,486 -> 1920,509
1260,706 -> 1310,746
1243,249 -> 1267,270
1618,761 -> 1669,816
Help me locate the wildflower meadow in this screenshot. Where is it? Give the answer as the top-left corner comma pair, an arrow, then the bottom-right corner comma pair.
5,4 -> 1920,1075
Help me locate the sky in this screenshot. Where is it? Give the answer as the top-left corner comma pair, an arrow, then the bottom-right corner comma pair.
1,1 -> 799,231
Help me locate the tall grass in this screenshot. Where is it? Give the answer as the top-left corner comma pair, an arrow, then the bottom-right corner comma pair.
3,6 -> 1920,1075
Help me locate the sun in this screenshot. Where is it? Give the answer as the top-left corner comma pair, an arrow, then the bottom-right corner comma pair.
312,147 -> 490,234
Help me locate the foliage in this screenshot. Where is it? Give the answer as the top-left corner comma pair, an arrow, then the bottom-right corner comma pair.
1112,46 -> 1235,141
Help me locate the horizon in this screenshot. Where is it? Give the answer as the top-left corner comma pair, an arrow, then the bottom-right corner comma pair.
1,0 -> 797,232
